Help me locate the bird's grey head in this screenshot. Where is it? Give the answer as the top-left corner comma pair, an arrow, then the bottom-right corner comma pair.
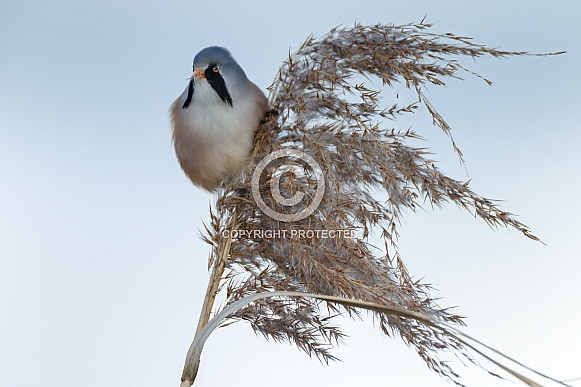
182,46 -> 248,109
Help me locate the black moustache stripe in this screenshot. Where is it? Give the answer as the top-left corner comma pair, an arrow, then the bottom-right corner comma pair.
206,67 -> 233,107
182,78 -> 194,109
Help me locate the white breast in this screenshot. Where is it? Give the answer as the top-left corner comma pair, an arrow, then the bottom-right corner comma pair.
170,79 -> 268,191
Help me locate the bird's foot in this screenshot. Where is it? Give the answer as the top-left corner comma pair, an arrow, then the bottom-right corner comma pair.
260,109 -> 279,124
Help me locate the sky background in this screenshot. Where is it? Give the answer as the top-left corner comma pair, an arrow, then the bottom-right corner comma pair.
1,1 -> 580,386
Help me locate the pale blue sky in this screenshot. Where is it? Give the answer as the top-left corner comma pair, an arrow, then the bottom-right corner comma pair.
1,1 -> 579,386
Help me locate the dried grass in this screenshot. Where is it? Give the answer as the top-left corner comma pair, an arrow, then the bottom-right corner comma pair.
180,21 -> 564,386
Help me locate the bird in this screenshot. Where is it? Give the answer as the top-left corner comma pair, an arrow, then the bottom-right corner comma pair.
170,46 -> 269,191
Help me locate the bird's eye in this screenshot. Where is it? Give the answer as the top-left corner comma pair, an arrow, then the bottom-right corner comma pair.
212,65 -> 220,73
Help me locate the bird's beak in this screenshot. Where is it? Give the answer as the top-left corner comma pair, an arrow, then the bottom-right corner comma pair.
193,69 -> 205,80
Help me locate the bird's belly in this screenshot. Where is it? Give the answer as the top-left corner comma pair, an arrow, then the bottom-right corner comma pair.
172,104 -> 256,190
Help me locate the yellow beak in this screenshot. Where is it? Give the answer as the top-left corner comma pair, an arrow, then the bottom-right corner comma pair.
193,69 -> 205,79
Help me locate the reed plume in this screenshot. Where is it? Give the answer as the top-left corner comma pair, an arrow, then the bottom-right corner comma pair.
180,21 -> 565,386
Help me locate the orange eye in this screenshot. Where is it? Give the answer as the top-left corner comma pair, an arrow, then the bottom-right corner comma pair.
212,65 -> 220,73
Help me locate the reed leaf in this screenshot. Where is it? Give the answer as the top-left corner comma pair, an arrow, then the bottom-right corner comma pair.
181,291 -> 572,387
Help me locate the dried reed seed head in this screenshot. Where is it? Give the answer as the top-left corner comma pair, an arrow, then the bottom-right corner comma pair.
200,22 -> 557,385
